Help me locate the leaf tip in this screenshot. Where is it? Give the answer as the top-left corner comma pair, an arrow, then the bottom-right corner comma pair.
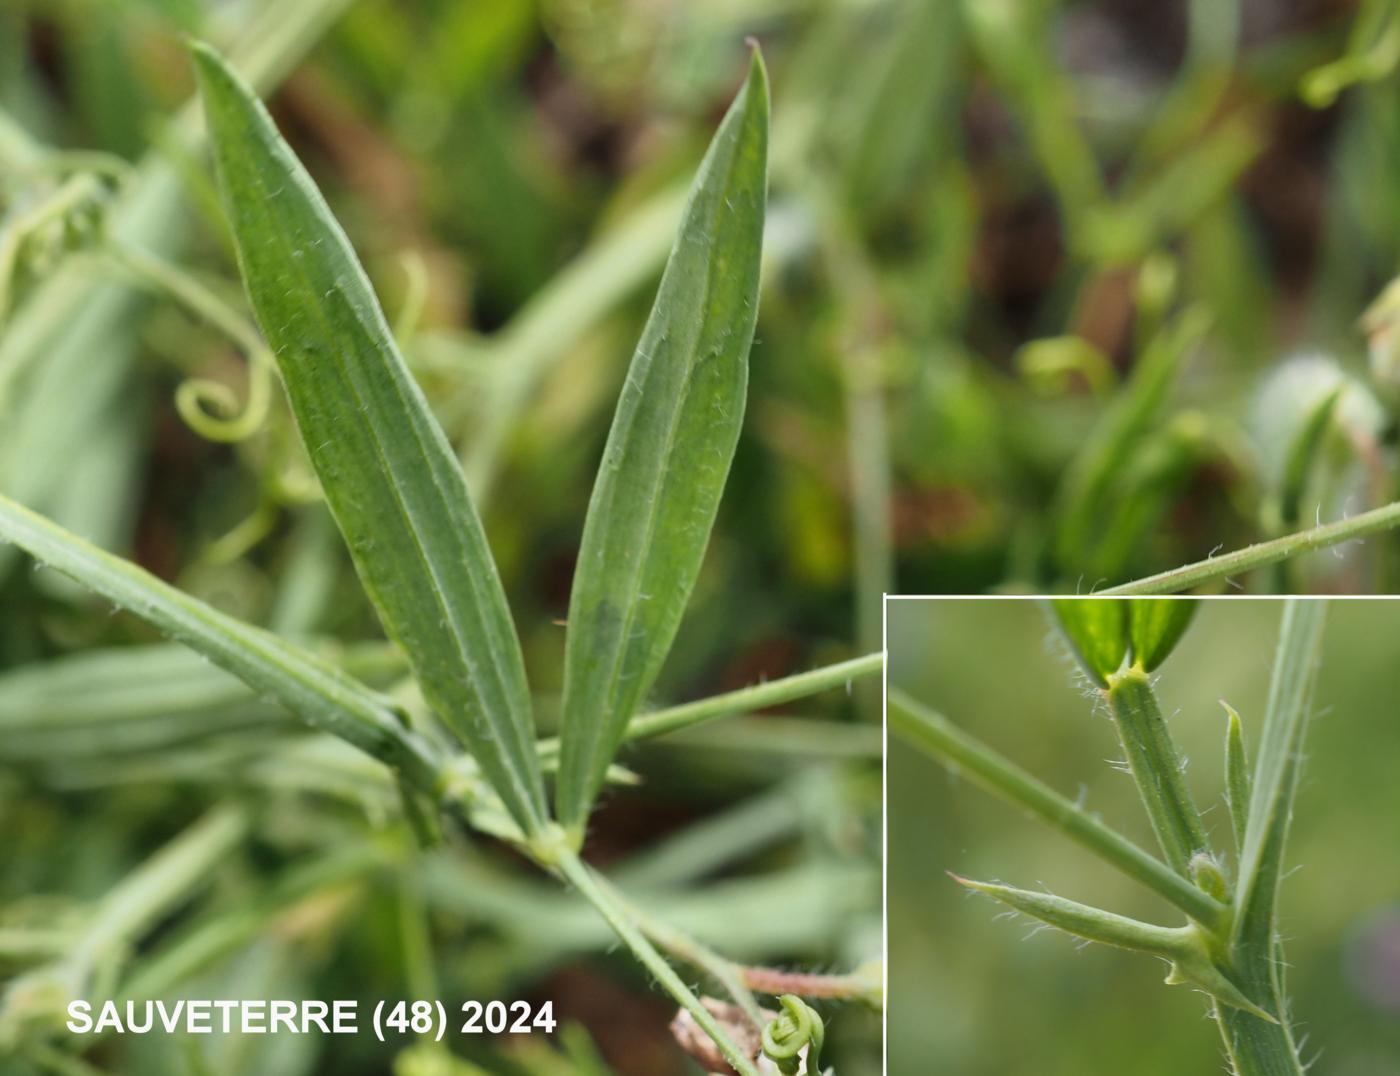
947,871 -> 995,896
1165,958 -> 1281,1024
188,38 -> 245,121
739,39 -> 771,127
186,37 -> 226,84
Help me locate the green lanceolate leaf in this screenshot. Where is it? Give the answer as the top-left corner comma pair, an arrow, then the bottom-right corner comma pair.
1105,667 -> 1210,876
1129,598 -> 1196,672
192,43 -> 548,839
1222,701 -> 1250,852
1050,598 -> 1128,685
952,875 -> 1276,1021
0,495 -> 441,792
554,51 -> 770,839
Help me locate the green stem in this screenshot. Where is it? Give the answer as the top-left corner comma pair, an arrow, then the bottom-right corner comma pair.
1103,668 -> 1211,876
1214,749 -> 1308,1075
800,175 -> 892,717
888,688 -> 1226,927
1234,601 -> 1326,929
395,874 -> 438,1004
740,965 -> 880,1004
1212,600 -> 1323,1074
594,874 -> 762,1025
536,653 -> 884,758
105,243 -> 263,355
104,243 -> 274,442
1102,500 -> 1400,593
556,853 -> 763,1076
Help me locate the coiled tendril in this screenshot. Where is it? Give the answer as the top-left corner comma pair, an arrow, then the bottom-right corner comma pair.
761,995 -> 824,1075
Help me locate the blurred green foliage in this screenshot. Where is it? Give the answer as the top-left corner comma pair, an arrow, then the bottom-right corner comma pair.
8,0 -> 1400,677
889,599 -> 1400,1075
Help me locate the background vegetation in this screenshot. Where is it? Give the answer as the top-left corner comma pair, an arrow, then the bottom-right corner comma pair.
888,598 -> 1400,1075
8,0 -> 1400,669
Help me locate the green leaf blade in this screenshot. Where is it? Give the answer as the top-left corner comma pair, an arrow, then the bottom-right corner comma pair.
191,43 -> 547,837
1129,597 -> 1197,672
0,494 -> 441,790
555,51 -> 770,837
1049,598 -> 1128,685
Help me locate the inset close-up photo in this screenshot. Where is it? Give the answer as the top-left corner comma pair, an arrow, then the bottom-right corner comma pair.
888,597 -> 1400,1076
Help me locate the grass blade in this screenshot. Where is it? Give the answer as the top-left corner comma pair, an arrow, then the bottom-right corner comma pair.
1233,600 -> 1326,944
0,493 -> 441,793
192,43 -> 548,839
554,51 -> 770,839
